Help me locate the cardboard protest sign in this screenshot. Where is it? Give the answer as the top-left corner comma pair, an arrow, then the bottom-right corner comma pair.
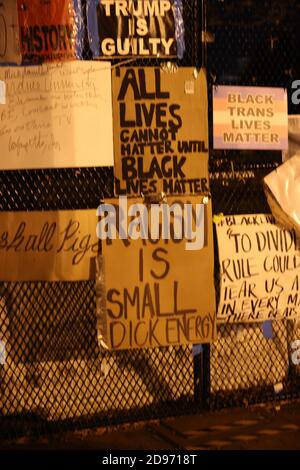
0,61 -> 113,169
0,0 -> 21,64
87,0 -> 185,59
112,67 -> 209,197
213,86 -> 288,150
0,210 -> 99,281
97,196 -> 216,350
216,214 -> 300,323
17,0 -> 84,63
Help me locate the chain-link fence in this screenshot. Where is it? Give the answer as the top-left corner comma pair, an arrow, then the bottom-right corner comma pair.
0,0 -> 200,440
207,0 -> 300,409
0,0 -> 300,441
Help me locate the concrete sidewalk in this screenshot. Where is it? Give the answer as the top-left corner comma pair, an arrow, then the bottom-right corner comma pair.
1,401 -> 300,450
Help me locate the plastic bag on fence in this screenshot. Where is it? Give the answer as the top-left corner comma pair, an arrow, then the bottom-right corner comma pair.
0,0 -> 22,64
17,0 -> 85,63
282,115 -> 300,162
263,154 -> 300,239
86,0 -> 185,59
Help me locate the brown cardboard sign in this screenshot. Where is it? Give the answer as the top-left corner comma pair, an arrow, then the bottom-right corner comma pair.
0,1 -> 21,65
112,67 -> 209,197
98,196 -> 216,350
0,210 -> 98,281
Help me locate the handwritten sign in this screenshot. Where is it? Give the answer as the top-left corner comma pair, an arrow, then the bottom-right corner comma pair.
17,0 -> 84,62
213,86 -> 288,150
0,61 -> 113,169
216,214 -> 300,323
0,0 -> 21,64
0,210 -> 99,281
98,196 -> 216,350
113,67 -> 209,196
86,0 -> 184,58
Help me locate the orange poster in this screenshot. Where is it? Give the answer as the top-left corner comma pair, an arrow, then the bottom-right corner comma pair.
17,0 -> 84,62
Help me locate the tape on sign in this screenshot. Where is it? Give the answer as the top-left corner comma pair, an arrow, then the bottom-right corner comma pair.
0,340 -> 6,365
0,81 -> 6,104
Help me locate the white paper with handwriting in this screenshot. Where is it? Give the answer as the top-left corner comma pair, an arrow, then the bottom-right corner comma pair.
0,61 -> 113,169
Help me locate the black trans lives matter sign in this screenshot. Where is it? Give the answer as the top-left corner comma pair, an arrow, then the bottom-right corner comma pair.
112,67 -> 210,197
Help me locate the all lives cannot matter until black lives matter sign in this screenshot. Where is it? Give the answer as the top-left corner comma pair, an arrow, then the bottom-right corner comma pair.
112,67 -> 210,197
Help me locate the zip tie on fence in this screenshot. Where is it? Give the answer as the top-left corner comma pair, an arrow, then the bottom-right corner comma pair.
160,61 -> 178,73
213,213 -> 224,224
92,57 -> 137,72
110,58 -> 137,69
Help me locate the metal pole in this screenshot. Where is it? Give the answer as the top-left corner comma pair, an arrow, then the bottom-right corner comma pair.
202,344 -> 211,409
193,348 -> 203,406
202,0 -> 207,68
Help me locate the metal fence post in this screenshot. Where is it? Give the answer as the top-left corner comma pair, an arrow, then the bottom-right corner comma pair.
193,344 -> 211,408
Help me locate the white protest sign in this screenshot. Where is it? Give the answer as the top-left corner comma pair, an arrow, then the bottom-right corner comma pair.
213,86 -> 288,150
216,214 -> 300,323
0,61 -> 113,169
